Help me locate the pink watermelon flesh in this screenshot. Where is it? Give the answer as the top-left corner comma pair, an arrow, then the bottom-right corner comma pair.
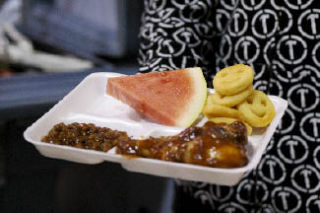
106,68 -> 207,127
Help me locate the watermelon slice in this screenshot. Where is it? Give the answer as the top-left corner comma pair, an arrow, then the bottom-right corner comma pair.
106,67 -> 207,127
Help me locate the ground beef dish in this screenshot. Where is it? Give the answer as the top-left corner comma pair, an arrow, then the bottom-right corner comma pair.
41,122 -> 130,152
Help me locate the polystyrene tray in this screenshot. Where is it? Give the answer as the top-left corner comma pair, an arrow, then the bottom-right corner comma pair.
24,72 -> 288,185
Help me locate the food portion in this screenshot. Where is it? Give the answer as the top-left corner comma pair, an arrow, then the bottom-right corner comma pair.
203,98 -> 239,119
116,121 -> 248,168
106,64 -> 275,133
204,64 -> 275,135
41,123 -> 130,152
213,64 -> 254,96
208,117 -> 253,136
106,67 -> 207,128
238,90 -> 276,127
211,85 -> 253,107
41,120 -> 249,168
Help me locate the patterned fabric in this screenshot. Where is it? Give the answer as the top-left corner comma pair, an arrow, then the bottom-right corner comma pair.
138,0 -> 320,212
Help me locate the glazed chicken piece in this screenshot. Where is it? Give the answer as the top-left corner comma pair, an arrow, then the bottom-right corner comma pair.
117,121 -> 248,168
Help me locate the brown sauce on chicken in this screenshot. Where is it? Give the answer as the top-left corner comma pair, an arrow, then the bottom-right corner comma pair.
117,121 -> 248,168
42,121 -> 248,168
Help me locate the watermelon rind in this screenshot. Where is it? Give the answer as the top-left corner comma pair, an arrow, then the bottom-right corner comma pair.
174,67 -> 208,127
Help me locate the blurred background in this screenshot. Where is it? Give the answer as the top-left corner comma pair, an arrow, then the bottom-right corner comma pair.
0,0 -> 174,212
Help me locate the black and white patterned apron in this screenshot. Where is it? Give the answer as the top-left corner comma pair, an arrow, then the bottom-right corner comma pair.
138,0 -> 320,212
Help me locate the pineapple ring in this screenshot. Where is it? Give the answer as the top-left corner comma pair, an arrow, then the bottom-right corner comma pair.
210,85 -> 253,107
237,90 -> 275,127
213,64 -> 254,96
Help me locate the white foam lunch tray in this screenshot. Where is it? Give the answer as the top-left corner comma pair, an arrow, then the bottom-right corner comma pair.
24,72 -> 288,185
